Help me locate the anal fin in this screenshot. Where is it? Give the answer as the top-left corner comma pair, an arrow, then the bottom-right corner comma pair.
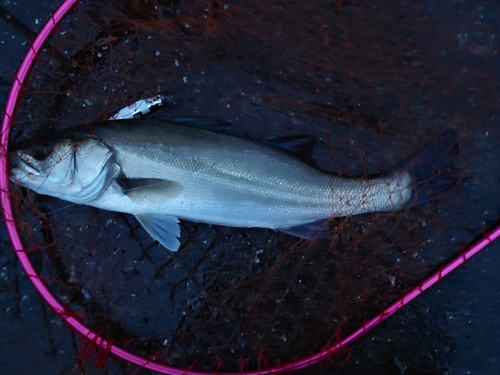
279,219 -> 333,240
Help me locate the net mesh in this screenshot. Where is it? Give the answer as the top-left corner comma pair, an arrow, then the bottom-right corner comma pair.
5,0 -> 498,373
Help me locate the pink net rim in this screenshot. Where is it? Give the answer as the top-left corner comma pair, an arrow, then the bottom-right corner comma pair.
1,0 -> 499,373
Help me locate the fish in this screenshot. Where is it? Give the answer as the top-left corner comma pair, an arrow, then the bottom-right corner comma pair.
9,119 -> 459,252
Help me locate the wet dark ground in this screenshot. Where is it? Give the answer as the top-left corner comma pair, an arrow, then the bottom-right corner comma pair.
1,1 -> 500,374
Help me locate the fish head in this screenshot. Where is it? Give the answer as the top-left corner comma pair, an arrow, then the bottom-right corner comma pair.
10,138 -> 119,204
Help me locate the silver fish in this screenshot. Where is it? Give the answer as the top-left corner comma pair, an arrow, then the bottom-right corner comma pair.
10,119 -> 457,251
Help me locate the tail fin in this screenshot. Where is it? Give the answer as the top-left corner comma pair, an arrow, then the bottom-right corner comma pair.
392,129 -> 461,209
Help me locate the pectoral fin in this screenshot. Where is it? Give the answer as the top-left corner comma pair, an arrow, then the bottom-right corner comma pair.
135,214 -> 181,251
117,177 -> 183,202
279,219 -> 333,240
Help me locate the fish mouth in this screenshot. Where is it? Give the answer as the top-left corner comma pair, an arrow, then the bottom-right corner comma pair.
9,151 -> 43,179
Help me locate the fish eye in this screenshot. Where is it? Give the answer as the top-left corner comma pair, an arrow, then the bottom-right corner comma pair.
29,144 -> 58,161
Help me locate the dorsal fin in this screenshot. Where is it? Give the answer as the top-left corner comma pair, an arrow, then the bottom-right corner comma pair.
151,116 -> 231,132
264,135 -> 316,156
